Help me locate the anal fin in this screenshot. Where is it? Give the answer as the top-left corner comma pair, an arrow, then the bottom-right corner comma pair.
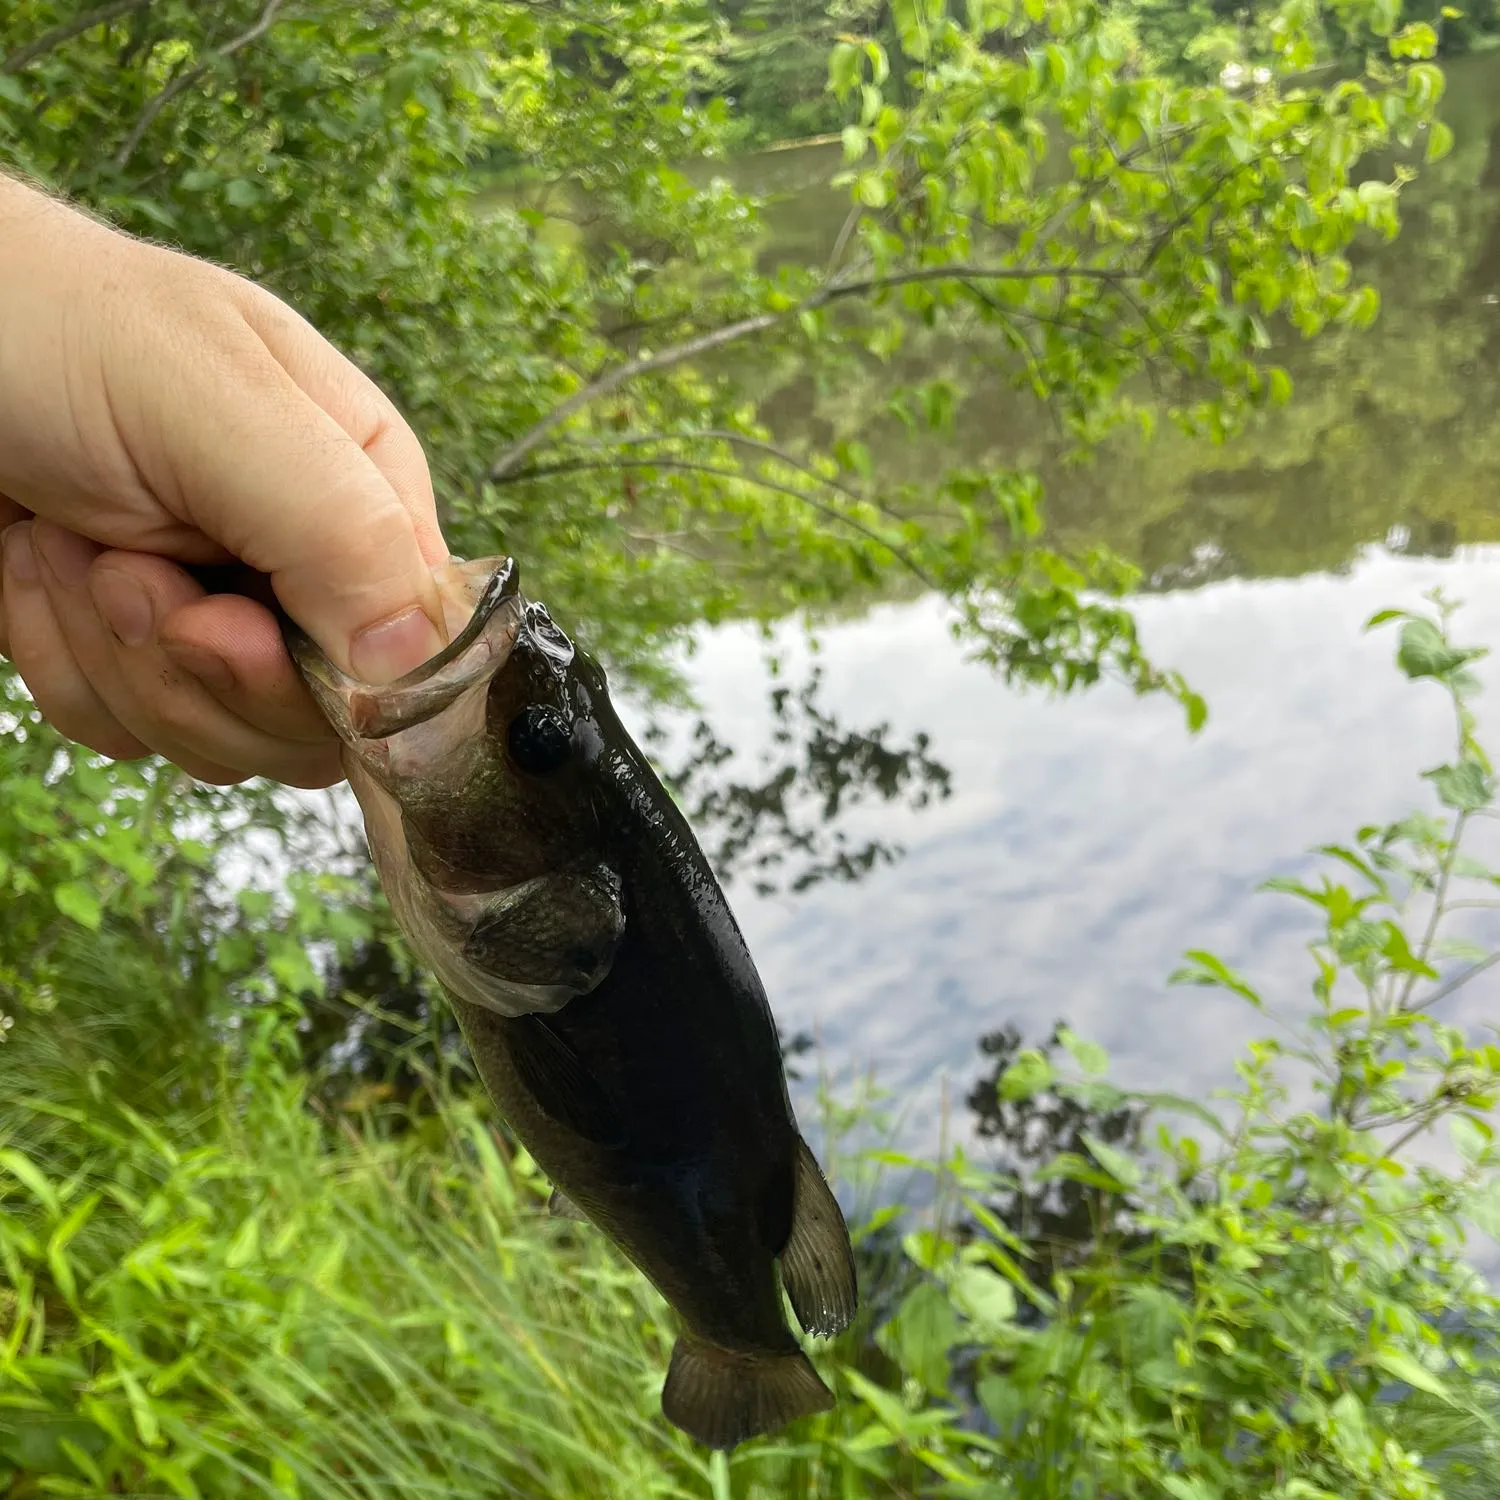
778,1136 -> 858,1339
660,1335 -> 833,1450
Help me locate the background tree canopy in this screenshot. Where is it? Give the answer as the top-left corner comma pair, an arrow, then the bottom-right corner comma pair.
7,3 -> 1500,1498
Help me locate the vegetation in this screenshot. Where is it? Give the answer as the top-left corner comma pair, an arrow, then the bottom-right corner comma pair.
3,0 -> 1500,1495
7,600 -> 1500,1497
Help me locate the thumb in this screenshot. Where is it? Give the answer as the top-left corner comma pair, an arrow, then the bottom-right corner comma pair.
109,269 -> 451,683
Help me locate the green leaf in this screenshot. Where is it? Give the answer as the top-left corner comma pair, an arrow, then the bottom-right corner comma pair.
828,42 -> 860,98
1425,758 -> 1492,812
1163,1476 -> 1221,1500
881,1281 -> 962,1394
1169,949 -> 1262,1007
53,880 -> 102,931
949,1266 -> 1015,1330
119,1367 -> 162,1447
224,178 -> 262,209
0,1148 -> 61,1216
1057,1026 -> 1108,1076
1397,618 -> 1478,681
1372,1348 -> 1455,1405
999,1049 -> 1053,1101
225,1214 -> 261,1270
1082,1132 -> 1141,1191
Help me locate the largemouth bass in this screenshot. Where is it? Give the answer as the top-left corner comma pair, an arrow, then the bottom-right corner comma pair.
286,555 -> 857,1449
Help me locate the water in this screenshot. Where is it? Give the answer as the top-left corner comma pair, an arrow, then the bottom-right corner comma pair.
662,551 -> 1500,1152
647,53 -> 1500,1153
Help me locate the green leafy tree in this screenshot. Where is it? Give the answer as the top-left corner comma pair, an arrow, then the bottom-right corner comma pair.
0,0 -> 1448,713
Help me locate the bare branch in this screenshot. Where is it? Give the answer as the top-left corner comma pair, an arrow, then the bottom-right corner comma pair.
816,262 -> 1129,306
494,454 -> 939,588
1409,946 -> 1500,1012
114,0 -> 286,169
489,262 -> 1130,479
2,0 -> 149,74
562,427 -> 876,505
488,310 -> 781,480
1400,808 -> 1471,1011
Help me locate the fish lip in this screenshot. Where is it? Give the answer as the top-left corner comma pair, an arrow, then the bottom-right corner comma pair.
286,557 -> 523,743
382,558 -> 520,693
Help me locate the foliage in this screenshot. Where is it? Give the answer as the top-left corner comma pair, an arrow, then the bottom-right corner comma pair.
0,0 -> 1446,717
1124,0 -> 1500,86
7,598 -> 1500,1497
4,5 -> 1500,1497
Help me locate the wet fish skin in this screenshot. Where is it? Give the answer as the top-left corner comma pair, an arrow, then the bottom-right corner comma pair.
286,555 -> 857,1449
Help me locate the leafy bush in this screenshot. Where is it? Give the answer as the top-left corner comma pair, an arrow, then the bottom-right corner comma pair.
822,596 -> 1500,1498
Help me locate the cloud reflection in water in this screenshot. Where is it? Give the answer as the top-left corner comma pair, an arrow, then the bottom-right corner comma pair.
642,548 -> 1500,1152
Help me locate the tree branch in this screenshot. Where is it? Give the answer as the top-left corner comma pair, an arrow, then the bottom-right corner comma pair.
488,262 -> 1131,480
488,311 -> 781,480
495,455 -> 939,588
2,0 -> 150,74
113,0 -> 286,169
1409,946 -> 1500,1012
559,427 -> 879,505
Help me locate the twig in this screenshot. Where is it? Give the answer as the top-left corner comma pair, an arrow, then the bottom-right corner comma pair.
113,0 -> 285,169
2,0 -> 149,74
1400,809 -> 1470,1012
488,262 -> 1130,480
1412,948 -> 1500,1011
497,454 -> 939,587
1143,164 -> 1250,269
488,310 -> 782,480
552,427 -> 877,507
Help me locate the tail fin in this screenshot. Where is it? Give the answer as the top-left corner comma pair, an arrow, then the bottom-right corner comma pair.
660,1335 -> 834,1450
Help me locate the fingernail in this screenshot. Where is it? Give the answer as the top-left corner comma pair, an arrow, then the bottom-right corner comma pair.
1,523 -> 37,585
163,641 -> 236,693
33,524 -> 98,589
349,607 -> 443,684
90,568 -> 155,648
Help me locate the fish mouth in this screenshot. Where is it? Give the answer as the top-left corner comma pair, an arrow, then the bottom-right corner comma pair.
287,556 -> 523,743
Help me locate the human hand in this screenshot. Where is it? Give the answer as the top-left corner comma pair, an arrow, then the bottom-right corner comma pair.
0,175 -> 450,788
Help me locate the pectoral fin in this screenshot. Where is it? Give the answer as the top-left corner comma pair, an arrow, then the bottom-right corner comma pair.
502,1014 -> 626,1148
777,1137 -> 858,1339
463,866 -> 625,994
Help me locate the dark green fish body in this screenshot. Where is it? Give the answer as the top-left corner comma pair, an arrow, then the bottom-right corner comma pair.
287,557 -> 856,1448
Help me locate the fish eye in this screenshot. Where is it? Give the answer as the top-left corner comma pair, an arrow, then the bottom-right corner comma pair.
507,704 -> 573,775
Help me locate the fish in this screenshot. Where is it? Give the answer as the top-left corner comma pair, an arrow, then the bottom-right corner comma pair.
284,554 -> 857,1450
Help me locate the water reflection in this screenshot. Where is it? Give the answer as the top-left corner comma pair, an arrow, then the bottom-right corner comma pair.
648,666 -> 951,896
645,548 -> 1500,1152
966,1019 -> 1148,1289
740,52 -> 1500,585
